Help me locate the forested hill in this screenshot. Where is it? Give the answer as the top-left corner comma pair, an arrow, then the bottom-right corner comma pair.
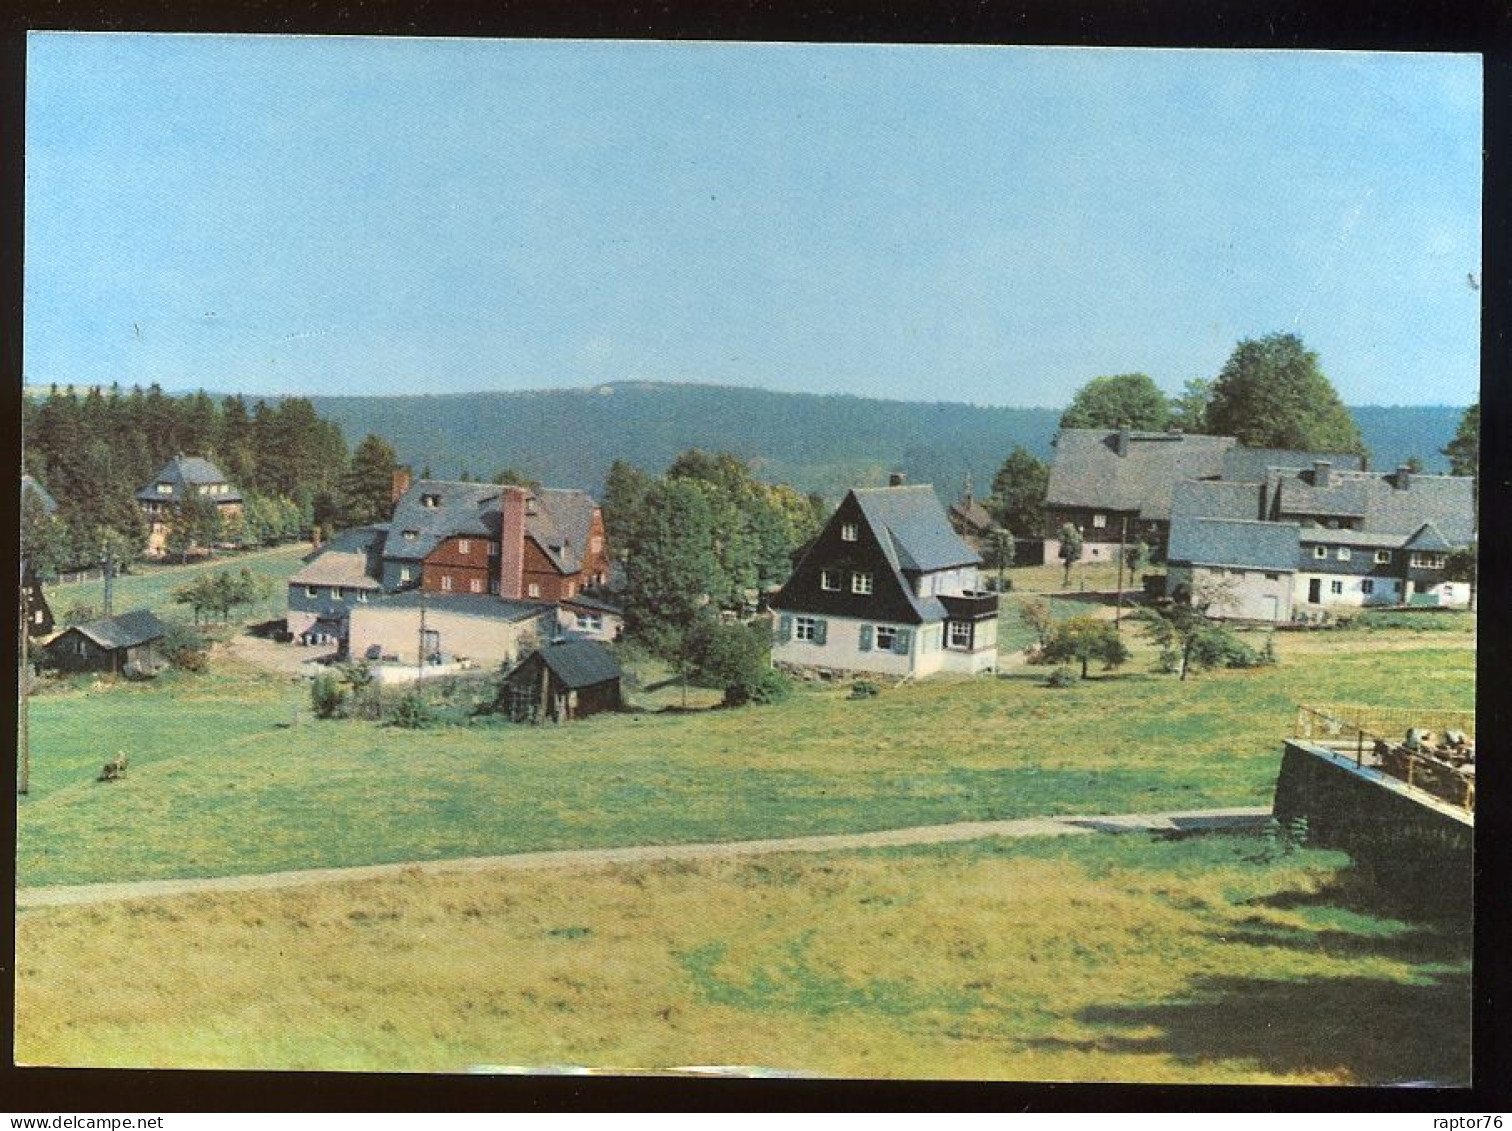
303,382 -> 1466,499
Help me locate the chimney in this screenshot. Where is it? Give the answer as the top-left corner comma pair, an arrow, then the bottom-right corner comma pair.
498,485 -> 528,600
1393,464 -> 1413,491
1115,427 -> 1131,457
888,472 -> 906,487
1312,460 -> 1332,489
391,467 -> 413,505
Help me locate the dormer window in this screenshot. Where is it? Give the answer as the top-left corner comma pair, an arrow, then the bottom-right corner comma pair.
1375,550 -> 1392,565
157,483 -> 172,494
841,523 -> 858,542
1313,545 -> 1327,560
1336,548 -> 1351,562
525,498 -> 539,515
402,530 -> 419,543
421,493 -> 441,508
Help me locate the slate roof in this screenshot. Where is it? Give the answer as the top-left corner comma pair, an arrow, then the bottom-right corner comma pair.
948,497 -> 996,533
1295,527 -> 1413,548
853,485 -> 981,573
1171,480 -> 1265,523
1267,470 -> 1474,546
1221,447 -> 1365,483
1403,522 -> 1455,552
135,455 -> 242,504
1046,430 -> 1235,521
1274,478 -> 1369,519
382,480 -> 599,572
1167,518 -> 1301,573
363,590 -> 549,622
530,638 -> 621,689
290,550 -> 383,589
21,475 -> 57,514
67,609 -> 168,650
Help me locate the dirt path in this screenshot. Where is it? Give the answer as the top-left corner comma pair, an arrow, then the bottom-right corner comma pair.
16,806 -> 1271,909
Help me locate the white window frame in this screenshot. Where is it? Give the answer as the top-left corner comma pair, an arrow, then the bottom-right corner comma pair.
948,621 -> 972,649
1336,547 -> 1351,561
355,591 -> 368,603
332,587 -> 345,601
1410,552 -> 1446,570
402,530 -> 419,542
875,625 -> 899,651
156,483 -> 172,494
527,583 -> 541,598
821,569 -> 841,591
1375,549 -> 1392,565
422,494 -> 441,508
399,567 -> 412,583
590,535 -> 603,553
579,612 -> 604,633
840,523 -> 858,543
1313,545 -> 1328,560
441,576 -> 453,592
469,578 -> 483,594
851,571 -> 874,595
1092,513 -> 1107,529
1330,580 -> 1344,596
305,585 -> 319,598
795,615 -> 818,642
458,539 -> 471,554
1361,579 -> 1375,595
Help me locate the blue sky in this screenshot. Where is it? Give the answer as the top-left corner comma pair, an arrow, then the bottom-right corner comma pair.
25,36 -> 1481,407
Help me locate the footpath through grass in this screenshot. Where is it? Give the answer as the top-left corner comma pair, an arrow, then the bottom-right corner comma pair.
17,629 -> 1473,887
15,831 -> 1470,1082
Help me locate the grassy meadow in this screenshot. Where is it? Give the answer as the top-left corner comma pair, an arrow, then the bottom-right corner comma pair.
15,832 -> 1470,1082
18,618 -> 1473,888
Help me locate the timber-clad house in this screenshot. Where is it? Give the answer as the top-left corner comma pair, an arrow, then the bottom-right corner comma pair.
769,479 -> 998,679
287,472 -> 615,656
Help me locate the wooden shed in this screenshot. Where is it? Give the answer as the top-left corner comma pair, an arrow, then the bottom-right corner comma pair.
497,639 -> 622,723
43,609 -> 168,676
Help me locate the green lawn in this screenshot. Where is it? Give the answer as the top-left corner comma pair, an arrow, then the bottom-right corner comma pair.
16,830 -> 1470,1082
18,628 -> 1473,887
46,542 -> 312,625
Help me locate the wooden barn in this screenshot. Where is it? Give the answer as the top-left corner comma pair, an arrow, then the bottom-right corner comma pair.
43,608 -> 168,676
497,639 -> 622,723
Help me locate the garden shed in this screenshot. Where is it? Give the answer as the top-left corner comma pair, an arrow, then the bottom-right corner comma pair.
497,639 -> 622,723
43,609 -> 168,676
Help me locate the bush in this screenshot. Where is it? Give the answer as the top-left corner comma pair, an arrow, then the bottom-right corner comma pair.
160,622 -> 209,672
691,620 -> 782,707
1045,665 -> 1078,688
310,672 -> 347,719
849,679 -> 881,699
389,691 -> 438,729
731,667 -> 792,707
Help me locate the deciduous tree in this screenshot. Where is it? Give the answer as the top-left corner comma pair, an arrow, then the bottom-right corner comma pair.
1205,333 -> 1365,455
989,446 -> 1049,538
1060,373 -> 1170,431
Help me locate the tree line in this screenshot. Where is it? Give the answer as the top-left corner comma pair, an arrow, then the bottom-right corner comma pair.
21,383 -> 404,575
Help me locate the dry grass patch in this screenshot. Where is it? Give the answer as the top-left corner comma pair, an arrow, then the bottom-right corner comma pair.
17,834 -> 1468,1083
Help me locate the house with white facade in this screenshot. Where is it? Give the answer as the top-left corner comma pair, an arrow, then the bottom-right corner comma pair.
769,479 -> 999,679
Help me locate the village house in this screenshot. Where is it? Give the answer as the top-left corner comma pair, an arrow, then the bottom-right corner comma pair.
286,473 -> 614,656
496,638 -> 623,723
135,455 -> 244,557
1044,427 -> 1363,562
769,477 -> 999,679
42,608 -> 168,676
1166,462 -> 1474,620
945,476 -> 998,555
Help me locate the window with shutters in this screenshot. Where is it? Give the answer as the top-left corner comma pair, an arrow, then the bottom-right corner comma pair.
795,616 -> 818,642
875,625 -> 898,651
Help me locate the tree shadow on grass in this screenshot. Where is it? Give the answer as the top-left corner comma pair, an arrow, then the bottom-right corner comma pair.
1026,968 -> 1470,1085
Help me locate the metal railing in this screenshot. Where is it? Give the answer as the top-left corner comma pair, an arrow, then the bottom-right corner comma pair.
1293,704 -> 1475,815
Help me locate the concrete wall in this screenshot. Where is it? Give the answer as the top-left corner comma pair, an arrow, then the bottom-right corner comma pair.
1273,741 -> 1471,913
1294,571 -> 1402,610
348,605 -> 550,668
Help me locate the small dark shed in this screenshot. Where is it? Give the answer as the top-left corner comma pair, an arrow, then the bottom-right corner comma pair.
498,639 -> 622,723
43,608 -> 168,675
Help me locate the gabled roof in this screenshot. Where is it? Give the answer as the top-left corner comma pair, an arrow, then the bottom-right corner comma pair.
853,485 -> 980,573
134,455 -> 242,504
65,608 -> 168,650
21,475 -> 57,514
530,638 -> 621,688
1220,447 -> 1365,483
1265,469 -> 1474,547
948,497 -> 996,534
1046,429 -> 1235,521
1403,522 -> 1454,552
382,480 -> 600,572
1171,479 -> 1265,522
290,551 -> 383,589
1168,517 -> 1301,572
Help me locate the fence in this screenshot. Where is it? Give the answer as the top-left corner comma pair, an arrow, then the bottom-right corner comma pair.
1293,703 -> 1475,814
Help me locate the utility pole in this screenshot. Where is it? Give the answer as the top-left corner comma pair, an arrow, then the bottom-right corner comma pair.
1115,516 -> 1128,632
416,586 -> 428,691
19,583 -> 30,796
100,537 -> 115,618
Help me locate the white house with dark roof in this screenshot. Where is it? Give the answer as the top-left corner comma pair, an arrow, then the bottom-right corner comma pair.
135,454 -> 244,556
769,479 -> 999,679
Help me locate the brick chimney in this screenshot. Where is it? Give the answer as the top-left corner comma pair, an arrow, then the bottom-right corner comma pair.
391,466 -> 413,505
1392,464 -> 1413,491
1312,460 -> 1332,488
498,485 -> 529,600
888,472 -> 906,487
